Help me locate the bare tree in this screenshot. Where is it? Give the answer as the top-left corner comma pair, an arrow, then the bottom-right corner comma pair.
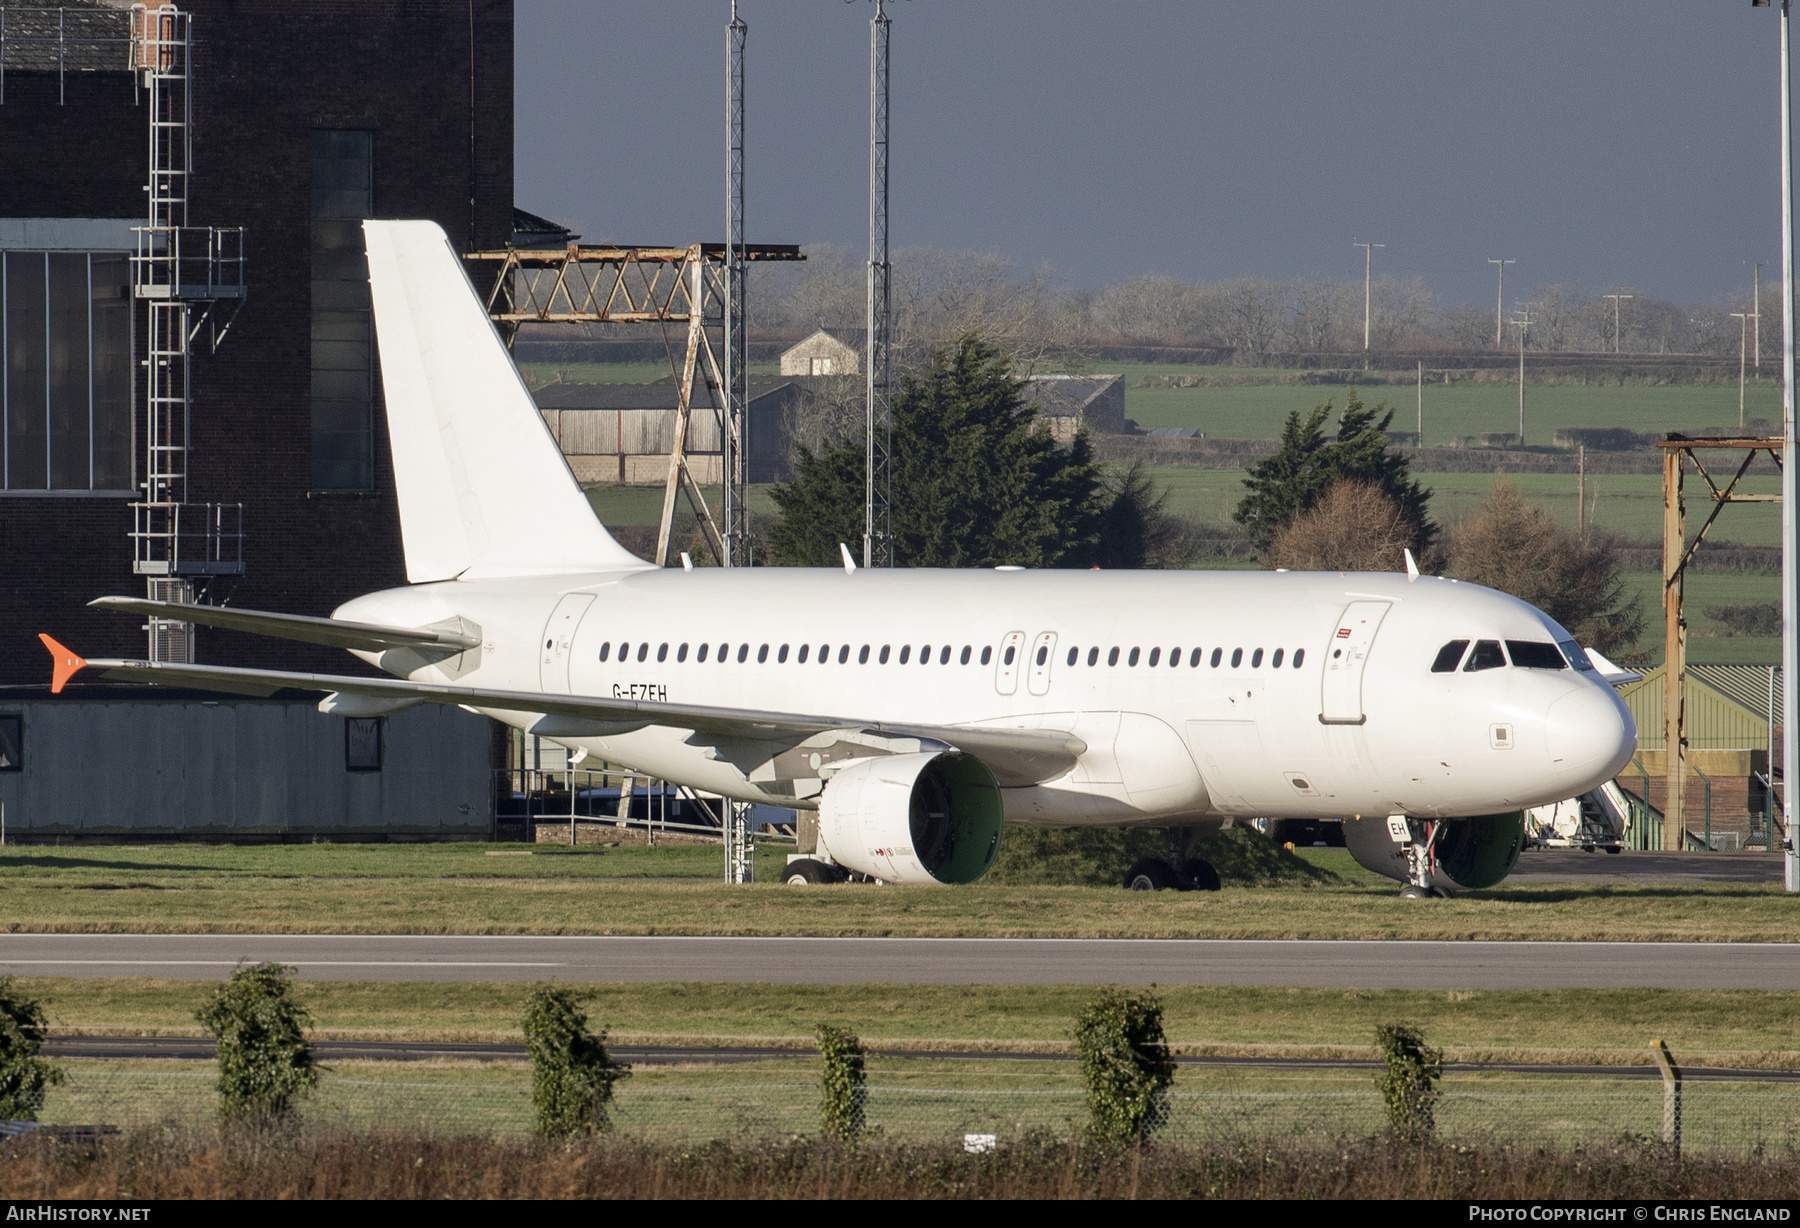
1283,277 -> 1357,352
1217,276 -> 1285,364
1264,479 -> 1422,573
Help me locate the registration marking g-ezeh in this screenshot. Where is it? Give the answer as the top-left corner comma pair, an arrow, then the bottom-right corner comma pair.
611,683 -> 668,702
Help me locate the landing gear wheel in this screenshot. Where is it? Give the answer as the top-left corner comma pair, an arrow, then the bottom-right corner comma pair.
1124,858 -> 1179,891
1178,858 -> 1221,892
1398,884 -> 1443,899
1604,846 -> 1623,855
783,859 -> 840,885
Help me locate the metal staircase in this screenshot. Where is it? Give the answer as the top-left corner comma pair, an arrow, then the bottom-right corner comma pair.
128,4 -> 245,661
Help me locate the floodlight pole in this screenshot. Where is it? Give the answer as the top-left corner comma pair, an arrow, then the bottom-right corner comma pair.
1756,260 -> 1765,370
1488,258 -> 1514,347
1778,0 -> 1800,889
1355,241 -> 1383,351
1604,293 -> 1635,354
864,0 -> 894,569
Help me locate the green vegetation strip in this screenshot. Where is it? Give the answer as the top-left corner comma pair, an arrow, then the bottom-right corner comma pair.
25,980 -> 1800,1068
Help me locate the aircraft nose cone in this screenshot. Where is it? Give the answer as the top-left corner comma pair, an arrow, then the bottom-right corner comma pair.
1545,684 -> 1636,785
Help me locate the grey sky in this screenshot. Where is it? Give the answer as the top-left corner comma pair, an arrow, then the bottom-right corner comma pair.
516,2 -> 1784,307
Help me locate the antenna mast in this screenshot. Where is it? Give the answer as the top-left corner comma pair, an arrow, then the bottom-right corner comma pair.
864,0 -> 893,567
723,0 -> 749,570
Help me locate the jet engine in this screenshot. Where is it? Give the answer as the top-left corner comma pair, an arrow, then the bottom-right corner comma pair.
1343,811 -> 1525,893
816,751 -> 1004,885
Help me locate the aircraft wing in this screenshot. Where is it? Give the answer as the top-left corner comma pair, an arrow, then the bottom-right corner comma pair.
86,597 -> 481,654
38,638 -> 1083,788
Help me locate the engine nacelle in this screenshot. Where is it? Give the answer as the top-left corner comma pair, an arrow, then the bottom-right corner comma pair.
1343,811 -> 1524,892
817,752 -> 1004,885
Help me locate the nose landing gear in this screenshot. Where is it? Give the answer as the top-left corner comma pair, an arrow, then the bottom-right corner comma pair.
1394,815 -> 1448,899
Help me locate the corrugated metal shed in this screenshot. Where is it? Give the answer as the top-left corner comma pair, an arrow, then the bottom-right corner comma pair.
1618,664 -> 1781,751
0,695 -> 492,838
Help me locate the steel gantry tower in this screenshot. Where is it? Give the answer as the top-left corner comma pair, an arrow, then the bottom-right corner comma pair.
129,4 -> 245,662
864,0 -> 893,568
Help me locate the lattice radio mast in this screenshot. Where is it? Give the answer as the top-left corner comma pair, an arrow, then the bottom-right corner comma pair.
722,0 -> 749,572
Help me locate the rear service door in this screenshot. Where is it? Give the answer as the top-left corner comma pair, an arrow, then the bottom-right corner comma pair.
1320,601 -> 1390,724
539,593 -> 596,693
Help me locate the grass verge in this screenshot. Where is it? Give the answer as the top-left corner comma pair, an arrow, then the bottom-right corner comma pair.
27,979 -> 1800,1068
1,1130 -> 1793,1199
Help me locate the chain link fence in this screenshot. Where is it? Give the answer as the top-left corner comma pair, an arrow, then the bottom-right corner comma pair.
29,1060 -> 1800,1155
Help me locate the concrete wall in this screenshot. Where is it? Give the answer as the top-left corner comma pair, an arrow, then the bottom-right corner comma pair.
0,698 -> 493,838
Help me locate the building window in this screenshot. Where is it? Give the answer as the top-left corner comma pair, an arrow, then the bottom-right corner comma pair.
810,356 -> 833,375
2,251 -> 131,493
345,717 -> 383,772
0,715 -> 20,771
311,130 -> 374,492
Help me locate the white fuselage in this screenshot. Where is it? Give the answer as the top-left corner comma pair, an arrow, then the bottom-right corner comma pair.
336,566 -> 1637,827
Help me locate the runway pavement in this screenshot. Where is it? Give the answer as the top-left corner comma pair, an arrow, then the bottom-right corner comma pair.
0,934 -> 1795,989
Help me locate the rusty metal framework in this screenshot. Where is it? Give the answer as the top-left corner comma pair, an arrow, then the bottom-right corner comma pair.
464,242 -> 802,570
1659,435 -> 1785,851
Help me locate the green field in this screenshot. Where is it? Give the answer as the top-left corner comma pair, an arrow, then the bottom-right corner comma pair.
0,844 -> 1789,940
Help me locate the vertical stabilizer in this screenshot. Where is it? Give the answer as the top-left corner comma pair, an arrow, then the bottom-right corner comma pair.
363,220 -> 648,581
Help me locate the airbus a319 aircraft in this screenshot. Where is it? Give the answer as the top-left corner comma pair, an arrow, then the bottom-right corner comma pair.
40,221 -> 1637,897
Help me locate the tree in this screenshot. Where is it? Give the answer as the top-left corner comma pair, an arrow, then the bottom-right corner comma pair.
1447,475 -> 1644,654
1091,462 -> 1195,569
1374,1023 -> 1441,1143
523,986 -> 631,1138
1074,988 -> 1176,1144
0,979 -> 62,1121
816,1025 -> 867,1142
195,962 -> 318,1124
767,333 -> 1107,569
1265,479 -> 1422,573
1233,389 -> 1435,557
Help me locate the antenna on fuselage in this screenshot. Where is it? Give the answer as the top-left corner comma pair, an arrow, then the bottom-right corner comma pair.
1404,549 -> 1421,580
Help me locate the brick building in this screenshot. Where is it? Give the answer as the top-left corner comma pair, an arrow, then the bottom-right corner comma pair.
0,0 -> 514,684
0,1 -> 514,837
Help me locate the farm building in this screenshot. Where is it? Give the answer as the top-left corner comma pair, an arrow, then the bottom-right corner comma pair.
1614,664 -> 1781,849
780,328 -> 862,376
531,377 -> 799,485
1022,374 -> 1128,440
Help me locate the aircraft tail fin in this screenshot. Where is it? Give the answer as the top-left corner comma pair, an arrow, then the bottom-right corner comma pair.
362,220 -> 648,582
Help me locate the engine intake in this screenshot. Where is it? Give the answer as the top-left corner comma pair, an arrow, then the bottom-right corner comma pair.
816,751 -> 1003,885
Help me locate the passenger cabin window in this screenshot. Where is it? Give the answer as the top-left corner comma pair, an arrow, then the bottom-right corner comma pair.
961,646 -> 972,665
677,643 -> 688,662
757,644 -> 769,663
1464,640 -> 1506,672
1230,648 -> 1243,668
1558,640 -> 1594,671
1251,648 -> 1263,667
1272,648 -> 1284,668
1430,640 -> 1469,673
1210,648 -> 1222,668
1088,647 -> 1099,666
798,645 -> 809,663
1506,640 -> 1567,670
1189,648 -> 1201,667
879,645 -> 891,664
1107,647 -> 1120,666
1128,648 -> 1140,666
598,643 -> 611,662
636,643 -> 649,662
1293,648 -> 1305,668
698,644 -> 711,662
1148,648 -> 1161,667
1001,646 -> 1014,666
1035,645 -> 1048,666
939,646 -> 951,664
842,646 -> 853,664
737,644 -> 750,663
980,646 -> 992,665
859,645 -> 871,664
657,643 -> 669,662
899,646 -> 911,664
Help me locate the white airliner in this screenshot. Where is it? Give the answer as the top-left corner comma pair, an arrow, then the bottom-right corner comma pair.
40,220 -> 1637,897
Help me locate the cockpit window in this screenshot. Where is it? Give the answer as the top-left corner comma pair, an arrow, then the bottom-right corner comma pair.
1558,639 -> 1594,671
1463,640 -> 1506,672
1430,640 -> 1470,673
1506,640 -> 1567,670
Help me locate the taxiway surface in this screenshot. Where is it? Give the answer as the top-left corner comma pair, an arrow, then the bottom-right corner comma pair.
0,935 -> 1794,989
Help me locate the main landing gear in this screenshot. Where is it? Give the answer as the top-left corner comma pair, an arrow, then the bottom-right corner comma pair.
1122,826 -> 1222,893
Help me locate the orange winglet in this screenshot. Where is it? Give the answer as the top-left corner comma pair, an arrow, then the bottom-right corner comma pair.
38,635 -> 87,694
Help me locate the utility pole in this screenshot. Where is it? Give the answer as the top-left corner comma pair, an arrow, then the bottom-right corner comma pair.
865,0 -> 893,569
1755,260 -> 1764,370
1603,293 -> 1635,354
1488,258 -> 1514,347
1732,311 -> 1752,428
1416,359 -> 1424,447
1354,240 -> 1383,352
1511,307 -> 1533,445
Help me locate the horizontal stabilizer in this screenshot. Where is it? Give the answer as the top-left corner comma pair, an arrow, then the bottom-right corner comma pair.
52,652 -> 1085,788
88,598 -> 481,654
